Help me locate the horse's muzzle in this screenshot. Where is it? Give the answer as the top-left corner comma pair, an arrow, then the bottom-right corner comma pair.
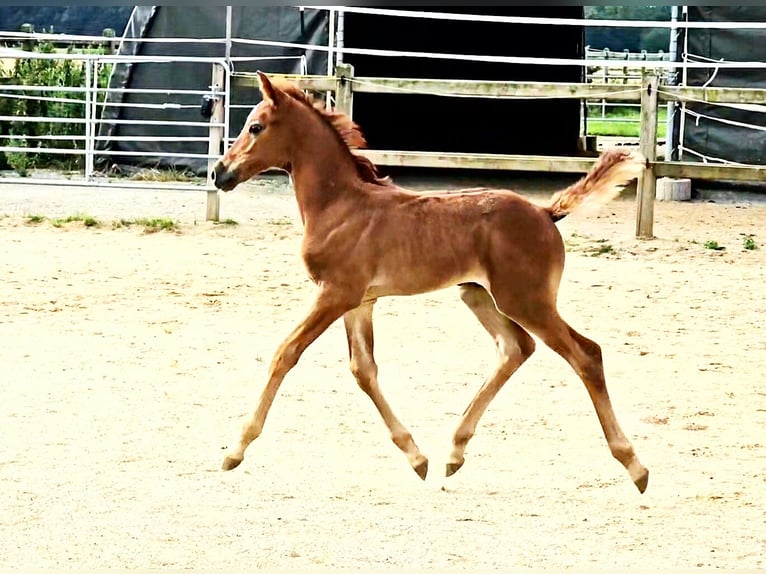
211,161 -> 238,191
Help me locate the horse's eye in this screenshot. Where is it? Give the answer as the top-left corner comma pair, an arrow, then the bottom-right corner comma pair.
249,122 -> 264,135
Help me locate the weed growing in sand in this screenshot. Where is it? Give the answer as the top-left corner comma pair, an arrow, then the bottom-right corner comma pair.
25,214 -> 46,224
742,234 -> 758,250
586,239 -> 616,257
703,240 -> 725,251
215,218 -> 239,226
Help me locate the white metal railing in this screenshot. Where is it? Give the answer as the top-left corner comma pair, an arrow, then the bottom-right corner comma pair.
0,51 -> 234,190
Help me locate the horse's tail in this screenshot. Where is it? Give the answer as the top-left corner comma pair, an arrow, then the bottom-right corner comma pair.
546,150 -> 644,222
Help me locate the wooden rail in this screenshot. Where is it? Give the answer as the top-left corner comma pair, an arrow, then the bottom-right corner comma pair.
233,68 -> 766,237
235,73 -> 766,105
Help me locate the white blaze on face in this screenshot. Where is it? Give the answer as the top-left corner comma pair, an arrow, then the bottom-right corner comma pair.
226,108 -> 263,173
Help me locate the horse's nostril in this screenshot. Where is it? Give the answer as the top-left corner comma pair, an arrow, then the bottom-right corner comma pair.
210,169 -> 217,181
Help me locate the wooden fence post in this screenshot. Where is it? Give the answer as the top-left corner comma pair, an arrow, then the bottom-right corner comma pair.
206,63 -> 225,222
635,73 -> 659,239
335,62 -> 354,117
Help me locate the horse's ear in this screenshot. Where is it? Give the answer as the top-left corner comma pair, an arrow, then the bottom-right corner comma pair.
257,71 -> 282,107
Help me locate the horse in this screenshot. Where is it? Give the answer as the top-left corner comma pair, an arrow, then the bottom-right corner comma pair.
211,71 -> 649,493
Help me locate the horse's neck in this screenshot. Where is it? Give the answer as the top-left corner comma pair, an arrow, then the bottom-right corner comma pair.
289,126 -> 361,225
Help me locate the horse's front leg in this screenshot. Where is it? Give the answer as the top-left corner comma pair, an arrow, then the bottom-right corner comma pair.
222,285 -> 359,471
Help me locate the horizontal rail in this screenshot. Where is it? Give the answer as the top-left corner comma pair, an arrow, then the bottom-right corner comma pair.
230,37 -> 766,70
360,150 -> 595,172
0,134 -> 210,143
0,146 -> 215,160
304,6 -> 766,30
238,75 -> 766,105
0,85 -> 227,97
358,150 -> 766,183
654,161 -> 766,182
0,115 -> 224,128
0,146 -> 84,155
0,48 -> 229,67
0,178 -> 209,192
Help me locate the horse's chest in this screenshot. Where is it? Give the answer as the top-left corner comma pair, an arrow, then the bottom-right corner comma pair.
300,235 -> 355,283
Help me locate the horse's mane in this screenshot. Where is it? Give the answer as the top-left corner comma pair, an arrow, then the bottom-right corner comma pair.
274,80 -> 392,186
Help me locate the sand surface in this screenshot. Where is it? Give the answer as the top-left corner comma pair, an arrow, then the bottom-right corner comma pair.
0,176 -> 764,569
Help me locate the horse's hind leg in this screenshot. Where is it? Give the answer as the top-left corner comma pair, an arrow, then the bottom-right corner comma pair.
494,292 -> 649,493
344,301 -> 429,480
447,283 -> 536,477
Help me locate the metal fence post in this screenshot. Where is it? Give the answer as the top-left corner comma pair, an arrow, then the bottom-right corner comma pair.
206,63 -> 225,222
635,73 -> 659,239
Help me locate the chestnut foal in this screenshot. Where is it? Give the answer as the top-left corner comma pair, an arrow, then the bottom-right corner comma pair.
211,72 -> 649,493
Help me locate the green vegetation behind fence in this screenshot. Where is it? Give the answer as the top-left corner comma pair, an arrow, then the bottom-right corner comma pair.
0,40 -> 112,174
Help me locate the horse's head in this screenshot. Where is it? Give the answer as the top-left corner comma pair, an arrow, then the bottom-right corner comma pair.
211,72 -> 292,192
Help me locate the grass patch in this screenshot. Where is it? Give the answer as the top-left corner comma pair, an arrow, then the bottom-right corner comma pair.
50,213 -> 100,228
215,218 -> 239,226
129,167 -> 198,183
136,217 -> 177,232
586,105 -> 668,138
114,217 -> 178,233
25,214 -> 46,224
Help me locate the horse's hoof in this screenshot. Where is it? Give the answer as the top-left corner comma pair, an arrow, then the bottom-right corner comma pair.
634,469 -> 649,494
445,461 -> 464,477
222,455 -> 243,471
413,459 -> 428,481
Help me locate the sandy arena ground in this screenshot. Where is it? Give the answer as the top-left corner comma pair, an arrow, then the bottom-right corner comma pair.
0,174 -> 764,569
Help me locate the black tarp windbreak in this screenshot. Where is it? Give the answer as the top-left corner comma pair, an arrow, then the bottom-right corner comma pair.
96,6 -> 329,174
97,6 -> 584,174
676,7 -> 766,165
342,7 -> 584,157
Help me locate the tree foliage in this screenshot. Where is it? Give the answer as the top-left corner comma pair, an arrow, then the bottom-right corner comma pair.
585,6 -> 673,52
0,7 -> 132,36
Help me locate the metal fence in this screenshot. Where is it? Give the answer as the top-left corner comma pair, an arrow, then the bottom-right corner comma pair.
0,46 -> 228,190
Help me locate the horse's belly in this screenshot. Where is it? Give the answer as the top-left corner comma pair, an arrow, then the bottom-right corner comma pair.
366,264 -> 488,298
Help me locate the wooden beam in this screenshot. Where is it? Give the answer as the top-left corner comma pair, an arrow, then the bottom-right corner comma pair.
235,75 -> 645,102
360,150 -> 597,173
660,85 -> 766,104
360,150 -> 766,185
233,74 -> 766,104
655,161 -> 766,182
234,73 -> 336,92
